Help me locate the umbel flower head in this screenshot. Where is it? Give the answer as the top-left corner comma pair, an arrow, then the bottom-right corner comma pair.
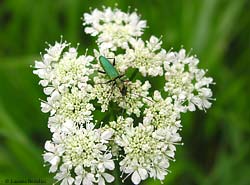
34,7 -> 214,185
83,7 -> 146,50
43,123 -> 115,185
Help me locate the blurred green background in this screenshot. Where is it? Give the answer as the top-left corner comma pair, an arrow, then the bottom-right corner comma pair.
0,0 -> 249,185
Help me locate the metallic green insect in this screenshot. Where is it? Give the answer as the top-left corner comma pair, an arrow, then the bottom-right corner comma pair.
98,56 -> 127,96
98,56 -> 154,103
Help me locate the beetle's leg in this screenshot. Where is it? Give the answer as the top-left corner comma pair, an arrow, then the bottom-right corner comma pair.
102,79 -> 114,84
96,74 -> 125,85
121,106 -> 125,116
121,91 -> 127,116
96,79 -> 115,85
113,74 -> 125,81
106,57 -> 116,66
121,79 -> 129,83
98,70 -> 106,74
131,92 -> 155,103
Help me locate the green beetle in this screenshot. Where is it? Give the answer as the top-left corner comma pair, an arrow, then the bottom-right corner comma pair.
98,56 -> 127,96
98,56 -> 153,103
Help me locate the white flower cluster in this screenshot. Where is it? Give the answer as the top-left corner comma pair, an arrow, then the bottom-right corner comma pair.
83,7 -> 146,50
164,49 -> 214,112
44,123 -> 114,185
34,7 -> 214,185
33,42 -> 95,130
122,36 -> 167,76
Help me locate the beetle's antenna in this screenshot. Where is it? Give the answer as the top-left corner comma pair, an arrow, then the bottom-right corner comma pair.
103,81 -> 116,111
131,92 -> 155,103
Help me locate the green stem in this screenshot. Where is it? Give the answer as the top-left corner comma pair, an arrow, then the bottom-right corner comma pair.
113,161 -> 123,185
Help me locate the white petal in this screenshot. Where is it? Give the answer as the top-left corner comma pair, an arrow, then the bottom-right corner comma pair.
188,102 -> 195,111
62,120 -> 74,133
98,163 -> 105,172
74,165 -> 83,175
86,173 -> 95,180
49,164 -> 58,173
41,102 -> 51,113
44,87 -> 54,95
98,176 -> 105,185
85,27 -> 97,35
102,173 -> 114,183
138,168 -> 148,180
34,61 -> 46,68
131,171 -> 141,185
104,160 -> 115,170
67,177 -> 75,185
61,179 -> 68,185
43,153 -> 53,162
50,156 -> 60,166
166,150 -> 175,158
104,153 -> 112,160
101,130 -> 113,140
156,168 -> 167,180
44,141 -> 54,152
75,176 -> 82,185
86,123 -> 95,130
82,177 -> 93,185
39,80 -> 49,87
51,90 -> 61,100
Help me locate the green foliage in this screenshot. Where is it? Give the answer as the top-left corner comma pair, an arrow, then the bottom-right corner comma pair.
0,0 -> 249,184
